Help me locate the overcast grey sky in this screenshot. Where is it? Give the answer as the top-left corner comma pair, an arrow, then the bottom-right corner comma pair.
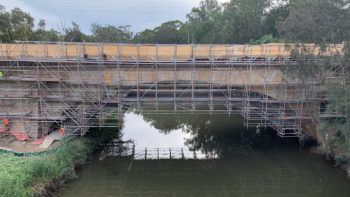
0,0 -> 229,34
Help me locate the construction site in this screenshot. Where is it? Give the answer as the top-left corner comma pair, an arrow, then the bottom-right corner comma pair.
0,41 -> 344,150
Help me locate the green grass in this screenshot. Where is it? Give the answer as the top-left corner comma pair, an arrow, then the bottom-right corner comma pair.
0,117 -> 121,196
0,138 -> 95,197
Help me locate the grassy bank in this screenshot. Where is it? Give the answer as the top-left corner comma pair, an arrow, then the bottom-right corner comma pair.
0,118 -> 122,197
0,112 -> 122,196
0,138 -> 95,196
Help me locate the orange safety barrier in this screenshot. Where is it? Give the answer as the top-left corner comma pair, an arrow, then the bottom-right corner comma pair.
0,128 -> 29,141
9,131 -> 30,141
59,128 -> 65,135
31,135 -> 47,145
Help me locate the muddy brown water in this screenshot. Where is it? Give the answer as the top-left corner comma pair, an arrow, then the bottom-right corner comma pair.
55,112 -> 350,197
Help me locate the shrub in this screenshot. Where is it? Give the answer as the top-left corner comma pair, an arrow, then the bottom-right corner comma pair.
0,138 -> 94,197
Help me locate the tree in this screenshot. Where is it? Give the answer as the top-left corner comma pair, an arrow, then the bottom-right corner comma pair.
0,5 -> 62,42
134,29 -> 156,43
218,0 -> 271,44
0,6 -> 35,41
91,24 -> 133,43
133,21 -> 190,44
186,0 -> 222,43
277,0 -> 350,43
30,19 -> 46,41
154,20 -> 184,44
0,5 -> 11,42
64,22 -> 83,42
9,7 -> 34,41
43,29 -> 61,42
316,42 -> 350,167
262,3 -> 289,38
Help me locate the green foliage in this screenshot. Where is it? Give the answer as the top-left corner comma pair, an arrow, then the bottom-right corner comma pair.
43,29 -> 61,41
134,29 -> 156,43
153,20 -> 184,44
0,116 -> 122,196
284,40 -> 350,170
9,7 -> 34,41
0,6 -> 62,42
186,0 -> 222,43
0,6 -> 34,42
317,42 -> 350,168
249,34 -> 284,44
64,22 -> 83,42
1,0 -> 350,44
277,0 -> 350,43
0,6 -> 12,42
87,111 -> 123,146
262,4 -> 289,38
219,0 -> 270,44
0,139 -> 94,197
91,24 -> 133,43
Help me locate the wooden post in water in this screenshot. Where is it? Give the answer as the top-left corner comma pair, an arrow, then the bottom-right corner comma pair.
145,147 -> 147,160
128,142 -> 135,172
181,148 -> 185,159
132,144 -> 135,159
169,148 -> 172,160
157,148 -> 159,160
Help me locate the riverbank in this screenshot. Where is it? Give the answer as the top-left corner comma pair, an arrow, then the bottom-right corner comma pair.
309,145 -> 350,176
0,138 -> 97,196
0,116 -> 121,196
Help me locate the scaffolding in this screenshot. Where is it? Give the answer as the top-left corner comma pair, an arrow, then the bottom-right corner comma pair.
0,41 -> 340,139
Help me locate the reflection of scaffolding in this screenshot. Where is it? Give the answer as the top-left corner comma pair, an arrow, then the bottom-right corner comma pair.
99,140 -> 215,160
0,41 -> 335,139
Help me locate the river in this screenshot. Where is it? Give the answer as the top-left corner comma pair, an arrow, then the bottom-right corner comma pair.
56,111 -> 350,197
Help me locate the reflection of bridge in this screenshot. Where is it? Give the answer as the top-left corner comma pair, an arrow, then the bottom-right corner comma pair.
0,42 -> 343,139
99,141 -> 214,160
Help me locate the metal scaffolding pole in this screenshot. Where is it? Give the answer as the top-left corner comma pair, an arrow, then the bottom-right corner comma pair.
0,41 -> 331,139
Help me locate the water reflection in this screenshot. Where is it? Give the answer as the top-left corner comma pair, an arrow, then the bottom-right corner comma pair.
122,112 -> 191,149
138,111 -> 277,158
57,110 -> 350,197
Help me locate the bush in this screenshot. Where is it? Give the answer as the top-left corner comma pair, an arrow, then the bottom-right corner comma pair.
0,138 -> 94,197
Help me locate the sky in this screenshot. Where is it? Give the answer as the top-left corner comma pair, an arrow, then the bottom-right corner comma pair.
0,0 -> 229,34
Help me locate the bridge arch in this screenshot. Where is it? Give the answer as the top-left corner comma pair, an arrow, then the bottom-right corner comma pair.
107,79 -> 304,137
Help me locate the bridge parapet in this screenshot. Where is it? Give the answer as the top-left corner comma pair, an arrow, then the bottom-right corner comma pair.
0,41 -> 343,62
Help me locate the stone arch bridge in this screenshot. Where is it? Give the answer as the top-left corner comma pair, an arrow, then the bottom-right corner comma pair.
0,42 -> 343,140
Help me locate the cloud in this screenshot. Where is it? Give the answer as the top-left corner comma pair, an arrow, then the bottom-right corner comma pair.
1,0 -> 61,30
0,0 -> 230,34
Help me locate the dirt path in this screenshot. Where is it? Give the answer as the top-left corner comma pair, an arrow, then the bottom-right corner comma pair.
0,135 -> 56,153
